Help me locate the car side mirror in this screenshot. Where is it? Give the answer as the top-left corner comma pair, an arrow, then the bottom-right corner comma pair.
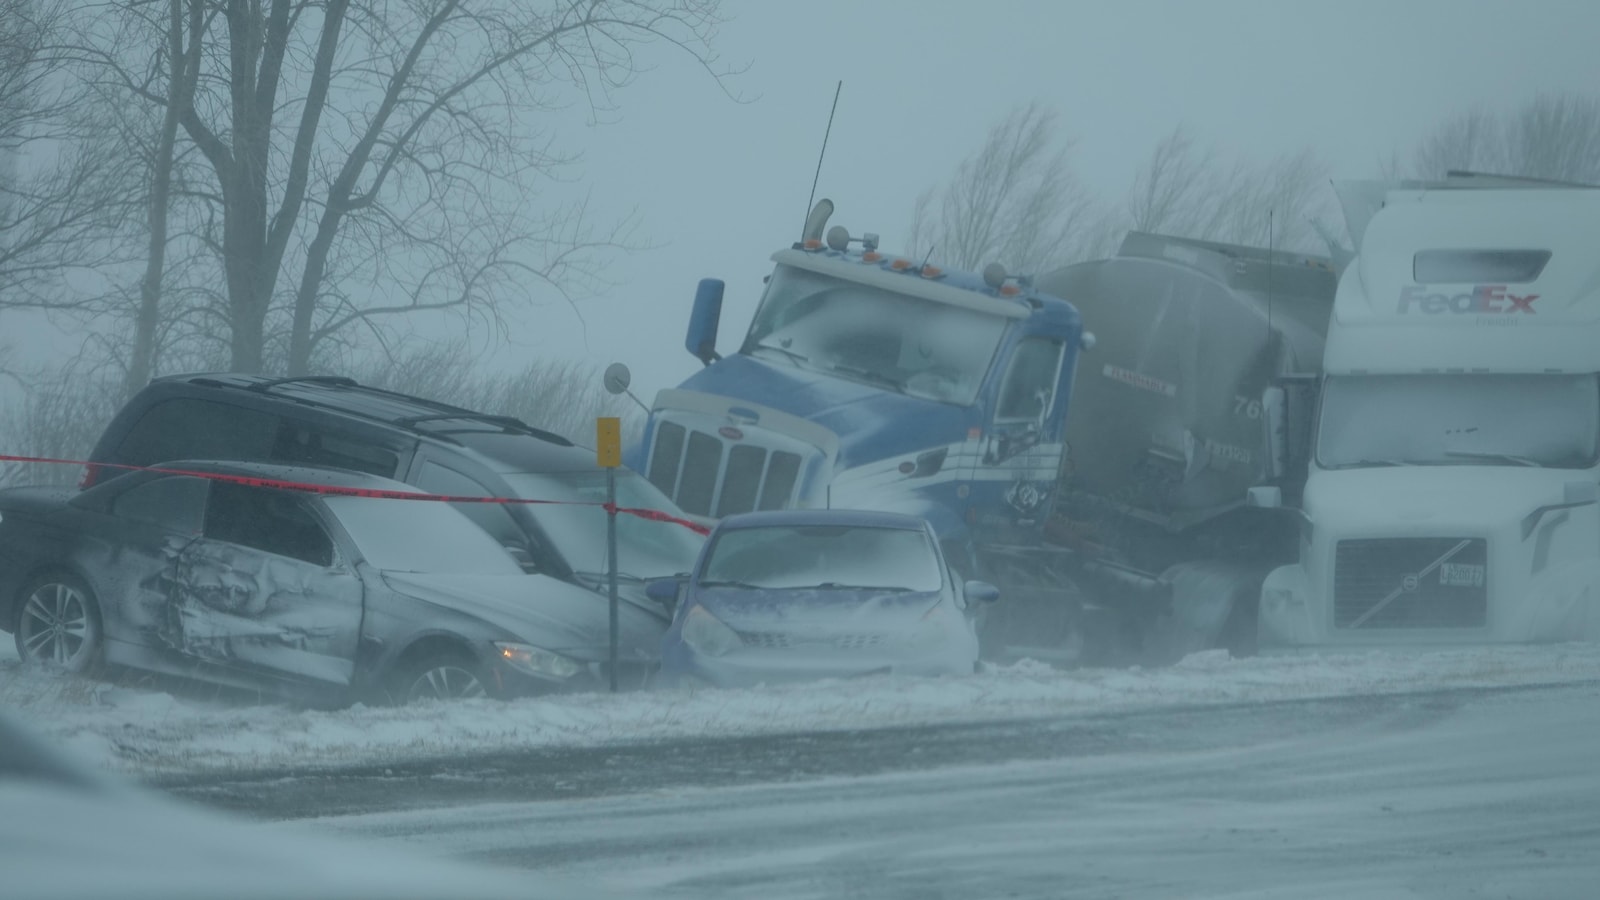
502,543 -> 537,571
964,580 -> 1000,604
645,576 -> 685,610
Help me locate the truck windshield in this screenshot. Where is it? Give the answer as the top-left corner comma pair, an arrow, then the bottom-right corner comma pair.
1318,373 -> 1600,469
742,264 -> 1007,405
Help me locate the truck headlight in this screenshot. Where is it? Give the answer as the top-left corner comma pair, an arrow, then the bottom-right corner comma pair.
681,605 -> 742,657
494,642 -> 582,680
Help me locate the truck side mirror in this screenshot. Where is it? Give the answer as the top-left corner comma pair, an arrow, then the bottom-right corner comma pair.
1262,385 -> 1288,480
686,279 -> 725,366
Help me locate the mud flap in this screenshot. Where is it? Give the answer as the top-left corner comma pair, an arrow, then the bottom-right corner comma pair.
1142,561 -> 1264,665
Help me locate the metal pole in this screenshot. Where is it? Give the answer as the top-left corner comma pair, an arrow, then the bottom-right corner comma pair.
606,465 -> 619,693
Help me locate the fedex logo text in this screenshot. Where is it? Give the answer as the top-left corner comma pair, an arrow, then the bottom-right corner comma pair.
1397,284 -> 1538,315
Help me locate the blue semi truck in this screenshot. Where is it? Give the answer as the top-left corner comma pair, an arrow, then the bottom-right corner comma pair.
623,201 -> 1336,662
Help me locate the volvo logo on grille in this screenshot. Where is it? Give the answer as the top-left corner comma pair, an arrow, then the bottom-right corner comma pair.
719,425 -> 744,441
1401,573 -> 1420,592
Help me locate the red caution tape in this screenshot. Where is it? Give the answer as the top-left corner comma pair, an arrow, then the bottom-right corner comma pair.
0,454 -> 712,536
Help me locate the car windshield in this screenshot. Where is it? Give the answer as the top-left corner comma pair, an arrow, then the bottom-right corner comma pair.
741,264 -> 1007,405
322,495 -> 523,575
1318,373 -> 1600,469
501,470 -> 705,580
700,523 -> 943,592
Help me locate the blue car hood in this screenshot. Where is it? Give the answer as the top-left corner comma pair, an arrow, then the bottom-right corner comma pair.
676,354 -> 973,468
693,585 -> 943,631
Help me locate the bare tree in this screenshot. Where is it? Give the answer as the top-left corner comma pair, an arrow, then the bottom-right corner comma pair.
0,0 -> 134,319
1123,125 -> 1332,254
1406,92 -> 1600,185
907,103 -> 1099,273
83,0 -> 728,377
354,340 -> 634,444
0,360 -> 123,488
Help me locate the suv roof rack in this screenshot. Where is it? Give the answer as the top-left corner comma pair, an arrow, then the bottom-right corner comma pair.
395,412 -> 574,446
170,372 -> 577,448
244,375 -> 360,392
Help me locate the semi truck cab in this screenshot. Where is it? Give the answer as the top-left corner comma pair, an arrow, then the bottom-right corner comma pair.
627,203 -> 1086,550
1260,185 -> 1600,645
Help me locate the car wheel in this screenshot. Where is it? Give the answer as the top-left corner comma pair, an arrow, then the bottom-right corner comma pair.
14,573 -> 103,674
398,653 -> 490,703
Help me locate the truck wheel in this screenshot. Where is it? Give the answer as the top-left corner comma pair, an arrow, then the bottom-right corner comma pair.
14,572 -> 104,675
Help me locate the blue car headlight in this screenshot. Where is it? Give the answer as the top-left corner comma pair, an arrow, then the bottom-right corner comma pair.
494,642 -> 582,680
681,605 -> 742,658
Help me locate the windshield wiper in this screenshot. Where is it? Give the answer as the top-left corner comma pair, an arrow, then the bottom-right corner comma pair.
1341,458 -> 1417,468
752,343 -> 811,366
1443,451 -> 1542,467
697,579 -> 765,589
826,363 -> 906,394
798,582 -> 914,592
573,570 -> 648,584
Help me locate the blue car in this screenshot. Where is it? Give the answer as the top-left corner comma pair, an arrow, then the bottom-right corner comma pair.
652,509 -> 998,687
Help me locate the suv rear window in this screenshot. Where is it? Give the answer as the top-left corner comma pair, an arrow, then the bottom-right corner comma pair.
117,399 -> 279,468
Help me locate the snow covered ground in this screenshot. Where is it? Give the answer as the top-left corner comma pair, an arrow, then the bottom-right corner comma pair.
303,682 -> 1600,899
3,643 -> 1599,778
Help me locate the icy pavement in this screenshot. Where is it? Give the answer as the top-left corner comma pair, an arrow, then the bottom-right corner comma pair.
300,682 -> 1600,899
3,643 -> 1599,778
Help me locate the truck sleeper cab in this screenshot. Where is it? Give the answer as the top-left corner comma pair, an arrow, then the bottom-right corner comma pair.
1261,184 -> 1600,646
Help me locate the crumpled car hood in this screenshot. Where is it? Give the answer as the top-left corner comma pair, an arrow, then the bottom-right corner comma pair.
382,572 -> 617,659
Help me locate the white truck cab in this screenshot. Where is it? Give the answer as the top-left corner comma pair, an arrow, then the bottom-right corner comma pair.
1260,184 -> 1600,646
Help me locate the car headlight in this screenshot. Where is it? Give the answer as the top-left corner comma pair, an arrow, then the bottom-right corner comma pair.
494,642 -> 582,680
681,605 -> 742,658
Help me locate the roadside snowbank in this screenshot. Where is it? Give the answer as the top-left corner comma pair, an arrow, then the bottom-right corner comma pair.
3,644 -> 1597,778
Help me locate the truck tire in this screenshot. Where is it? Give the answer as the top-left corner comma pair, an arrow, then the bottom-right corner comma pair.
1145,561 -> 1264,665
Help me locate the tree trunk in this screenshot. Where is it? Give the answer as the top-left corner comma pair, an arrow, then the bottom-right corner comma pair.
126,0 -> 195,397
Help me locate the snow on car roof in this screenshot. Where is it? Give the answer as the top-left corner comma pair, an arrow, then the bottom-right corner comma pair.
152,459 -> 425,494
714,508 -> 929,531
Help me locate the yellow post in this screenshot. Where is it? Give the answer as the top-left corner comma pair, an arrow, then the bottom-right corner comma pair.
596,417 -> 622,468
596,416 -> 622,691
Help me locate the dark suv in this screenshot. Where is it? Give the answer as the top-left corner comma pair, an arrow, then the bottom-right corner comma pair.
86,374 -> 706,666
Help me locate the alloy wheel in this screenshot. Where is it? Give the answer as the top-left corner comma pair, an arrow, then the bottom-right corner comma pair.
18,581 -> 97,671
405,664 -> 487,702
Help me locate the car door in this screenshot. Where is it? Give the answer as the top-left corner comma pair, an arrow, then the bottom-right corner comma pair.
92,475 -> 209,662
167,481 -> 364,687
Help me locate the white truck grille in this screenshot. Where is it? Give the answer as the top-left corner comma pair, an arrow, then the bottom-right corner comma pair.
646,420 -> 804,517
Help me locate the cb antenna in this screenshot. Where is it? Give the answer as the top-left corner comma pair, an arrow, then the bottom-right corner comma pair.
804,81 -> 843,234
1266,208 -> 1274,342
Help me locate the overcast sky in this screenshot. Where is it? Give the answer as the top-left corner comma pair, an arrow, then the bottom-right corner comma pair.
10,0 -> 1600,411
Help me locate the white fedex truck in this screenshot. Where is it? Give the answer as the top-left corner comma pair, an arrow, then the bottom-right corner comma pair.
1258,181 -> 1600,646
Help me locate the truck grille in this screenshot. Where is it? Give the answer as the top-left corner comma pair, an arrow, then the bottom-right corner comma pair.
1333,537 -> 1488,629
646,421 -> 802,517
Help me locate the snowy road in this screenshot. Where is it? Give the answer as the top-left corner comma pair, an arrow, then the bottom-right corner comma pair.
222,683 -> 1599,900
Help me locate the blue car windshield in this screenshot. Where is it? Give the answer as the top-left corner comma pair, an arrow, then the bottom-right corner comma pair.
700,524 -> 943,592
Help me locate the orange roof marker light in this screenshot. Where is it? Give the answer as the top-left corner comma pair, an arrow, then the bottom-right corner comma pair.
890,258 -> 913,271
920,265 -> 942,279
802,238 -> 824,251
999,284 -> 1022,297
862,251 -> 883,263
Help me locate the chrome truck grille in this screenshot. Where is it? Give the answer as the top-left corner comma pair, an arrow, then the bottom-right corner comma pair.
646,421 -> 803,517
1333,537 -> 1488,629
